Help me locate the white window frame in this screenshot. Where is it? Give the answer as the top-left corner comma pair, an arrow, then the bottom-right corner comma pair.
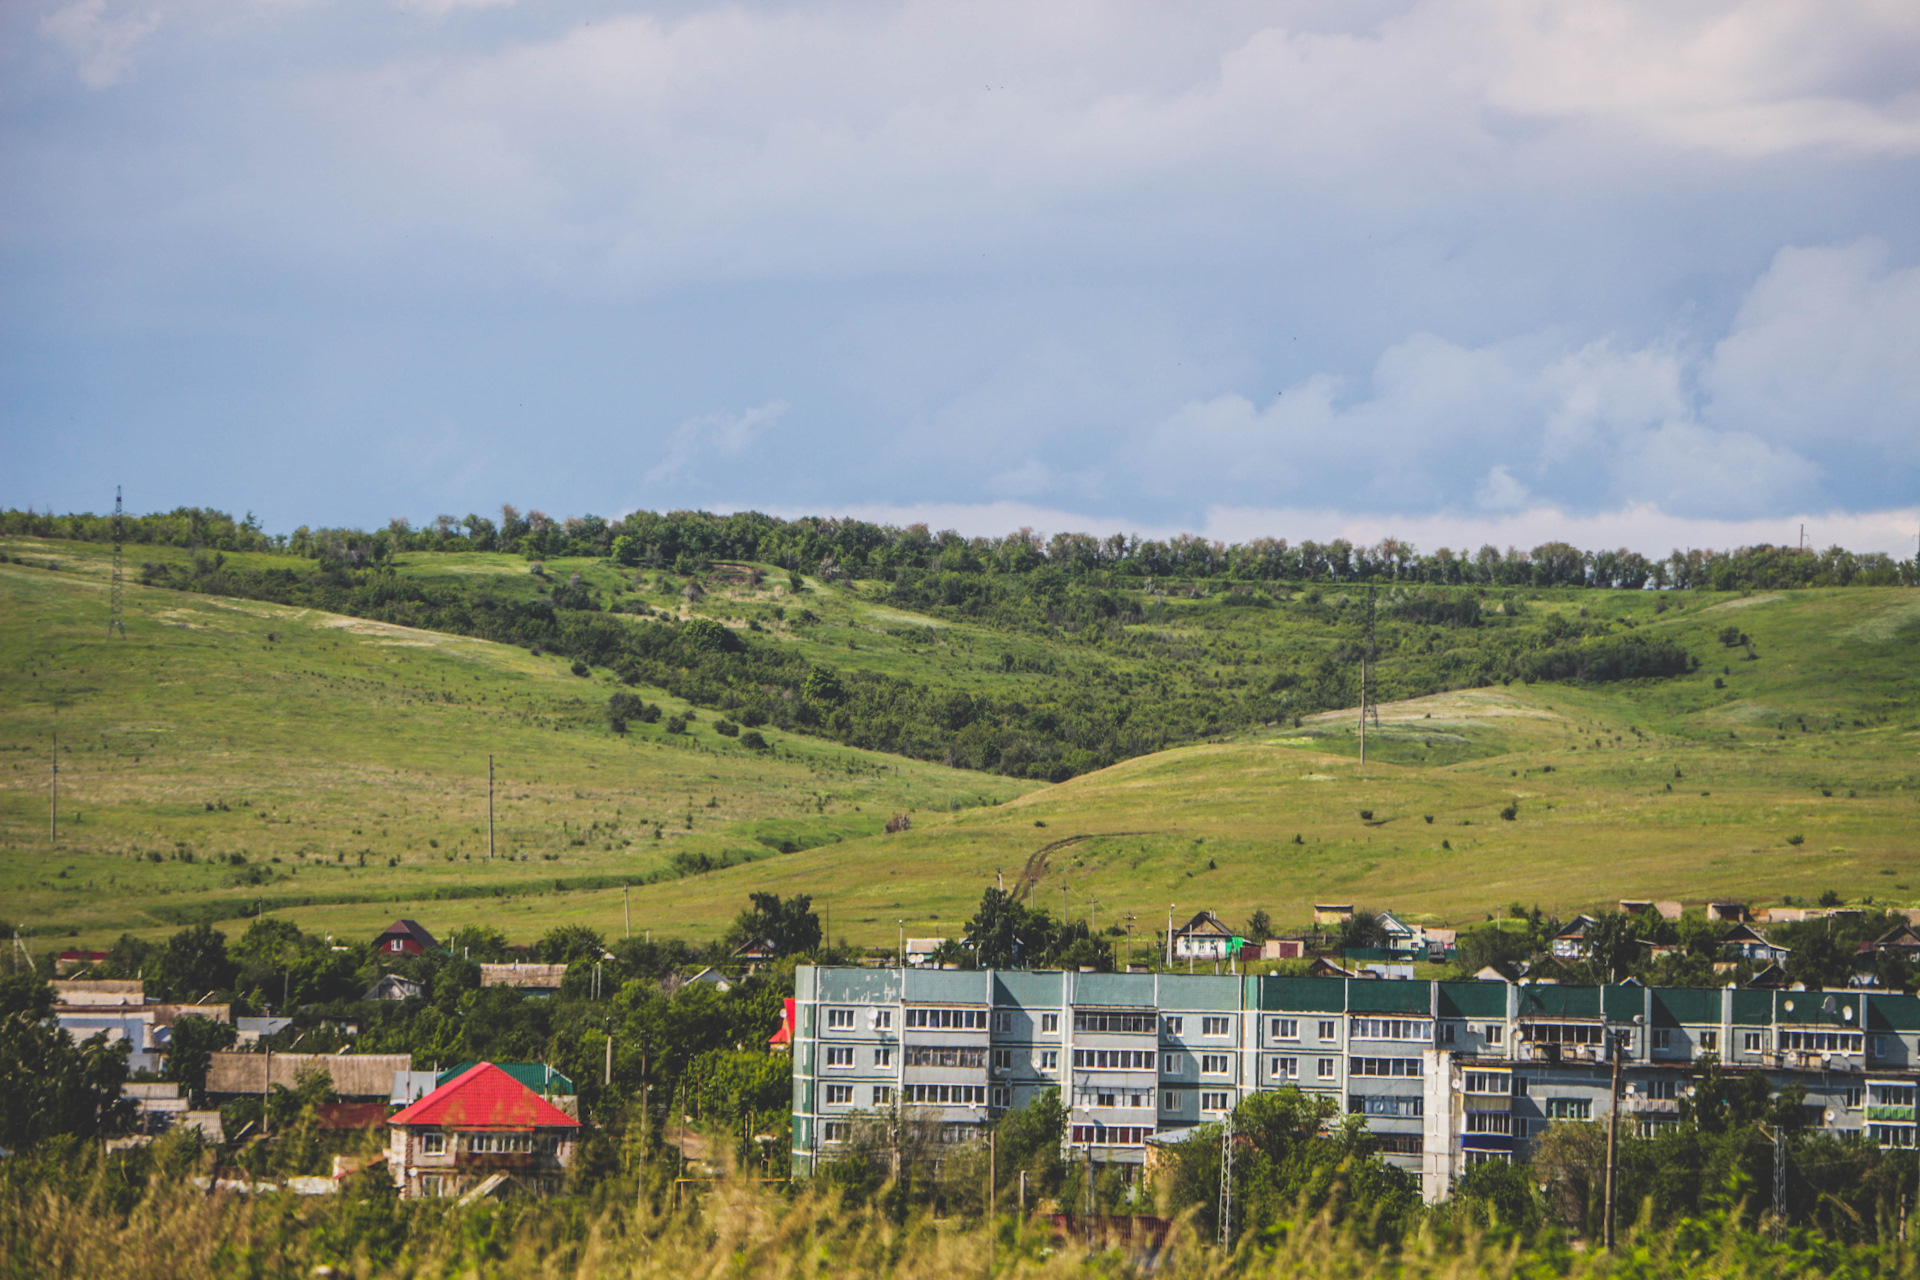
992,1048 -> 1012,1071
1201,1054 -> 1230,1076
994,1011 -> 1012,1033
1039,1049 -> 1058,1072
991,1084 -> 1011,1108
1162,1016 -> 1184,1037
821,1121 -> 850,1144
1200,1091 -> 1230,1113
1162,1053 -> 1180,1075
1318,1020 -> 1337,1042
1202,1016 -> 1230,1037
1484,1023 -> 1504,1046
826,1008 -> 855,1030
873,1047 -> 892,1068
824,1084 -> 854,1105
824,1045 -> 855,1068
1742,1030 -> 1763,1053
873,1010 -> 892,1030
420,1132 -> 445,1155
1270,1055 -> 1299,1080
1317,1057 -> 1335,1080
1041,1013 -> 1059,1034
872,1085 -> 894,1106
1162,1090 -> 1180,1111
1271,1017 -> 1299,1040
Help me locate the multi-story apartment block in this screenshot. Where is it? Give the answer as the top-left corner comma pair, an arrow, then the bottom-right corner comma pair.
792,966 -> 1920,1201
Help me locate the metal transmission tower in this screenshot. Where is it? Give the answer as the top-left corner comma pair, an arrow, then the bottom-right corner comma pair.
108,486 -> 127,638
1217,1107 -> 1235,1250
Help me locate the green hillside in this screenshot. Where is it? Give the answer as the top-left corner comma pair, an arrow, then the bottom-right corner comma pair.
2,535 -> 1916,954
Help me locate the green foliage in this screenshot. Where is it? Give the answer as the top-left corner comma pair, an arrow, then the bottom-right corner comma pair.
728,893 -> 821,957
958,886 -> 1110,970
0,1009 -> 132,1150
161,1014 -> 237,1103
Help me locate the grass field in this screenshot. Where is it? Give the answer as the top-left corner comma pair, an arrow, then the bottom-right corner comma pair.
3,536 -> 1916,954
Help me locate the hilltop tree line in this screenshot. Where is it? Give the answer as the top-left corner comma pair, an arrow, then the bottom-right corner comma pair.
7,504 -> 1916,589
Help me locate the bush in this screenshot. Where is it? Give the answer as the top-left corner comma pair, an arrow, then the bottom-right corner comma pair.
714,719 -> 740,737
664,715 -> 688,735
1519,633 -> 1697,683
571,660 -> 590,677
740,731 -> 769,750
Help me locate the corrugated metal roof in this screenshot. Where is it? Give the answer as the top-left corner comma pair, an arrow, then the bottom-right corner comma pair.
205,1052 -> 412,1097
389,1063 -> 580,1130
1437,982 -> 1506,1019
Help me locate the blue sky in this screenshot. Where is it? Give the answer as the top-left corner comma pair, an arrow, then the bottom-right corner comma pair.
4,0 -> 1918,555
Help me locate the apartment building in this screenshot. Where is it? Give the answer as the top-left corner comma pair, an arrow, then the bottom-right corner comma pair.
792,966 -> 1920,1201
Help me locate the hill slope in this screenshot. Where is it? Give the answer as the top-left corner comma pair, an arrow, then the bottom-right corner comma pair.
2,540 -> 1916,952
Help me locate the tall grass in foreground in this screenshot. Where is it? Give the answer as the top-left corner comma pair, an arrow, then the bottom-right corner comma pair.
2,1150 -> 1915,1280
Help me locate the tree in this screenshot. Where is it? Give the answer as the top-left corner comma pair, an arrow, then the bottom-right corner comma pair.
1337,909 -> 1388,950
156,924 -> 235,1001
163,1014 -> 238,1103
534,925 -> 607,966
731,893 -> 821,957
1245,909 -> 1273,944
1452,1157 -> 1541,1233
0,1011 -> 131,1150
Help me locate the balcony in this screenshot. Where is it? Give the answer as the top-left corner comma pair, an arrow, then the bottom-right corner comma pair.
1623,1097 -> 1681,1115
1867,1105 -> 1916,1124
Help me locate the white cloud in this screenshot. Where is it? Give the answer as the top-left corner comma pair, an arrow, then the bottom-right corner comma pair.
40,0 -> 164,89
644,401 -> 788,488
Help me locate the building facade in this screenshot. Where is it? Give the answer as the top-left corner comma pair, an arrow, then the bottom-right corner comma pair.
790,966 -> 1920,1201
387,1062 -> 580,1199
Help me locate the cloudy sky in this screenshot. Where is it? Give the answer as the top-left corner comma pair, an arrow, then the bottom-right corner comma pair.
4,0 -> 1918,554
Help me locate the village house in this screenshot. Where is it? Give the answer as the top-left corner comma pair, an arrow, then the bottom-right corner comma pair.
1550,915 -> 1599,959
373,919 -> 438,957
1721,923 -> 1790,966
479,963 -> 568,997
1170,911 -> 1244,962
387,1062 -> 581,1199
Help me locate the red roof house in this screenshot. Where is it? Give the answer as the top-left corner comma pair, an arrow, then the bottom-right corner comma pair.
768,997 -> 795,1050
386,1063 -> 580,1199
373,919 -> 438,957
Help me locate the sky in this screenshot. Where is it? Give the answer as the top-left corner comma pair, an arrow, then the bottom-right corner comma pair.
3,0 -> 1918,556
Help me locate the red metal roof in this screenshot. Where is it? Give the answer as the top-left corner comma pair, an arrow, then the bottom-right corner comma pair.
388,1062 -> 579,1130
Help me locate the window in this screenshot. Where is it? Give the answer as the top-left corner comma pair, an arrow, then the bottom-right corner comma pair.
904,1084 -> 986,1104
1039,1050 -> 1058,1072
1348,1018 -> 1432,1041
1203,1016 -> 1231,1036
1780,1030 -> 1863,1054
904,1047 -> 986,1068
825,1085 -> 854,1105
1163,1054 -> 1181,1075
1465,1112 -> 1511,1135
1462,1149 -> 1507,1166
1270,1056 -> 1299,1080
1200,1092 -> 1231,1112
1071,1125 -> 1152,1146
825,1046 -> 855,1067
1163,1090 -> 1180,1111
421,1132 -> 446,1155
1201,1054 -> 1230,1075
1845,1087 -> 1864,1109
1348,1057 -> 1422,1078
1318,1020 -> 1337,1042
1651,1029 -> 1671,1051
993,1048 -> 1013,1071
391,939 -> 404,953
1162,1016 -> 1184,1037
1129,1092 -> 1149,1109
1873,1037 -> 1888,1059
1872,1125 -> 1915,1148
1095,1091 -> 1116,1108
1350,1095 -> 1422,1117
822,1121 -> 850,1143
872,1085 -> 894,1106
874,1010 -> 892,1030
1513,1118 -> 1530,1140
1544,1097 -> 1592,1120
1041,1013 -> 1059,1034
827,1008 -> 855,1030
418,1175 -> 446,1197
1440,1023 -> 1457,1044
906,1007 -> 988,1029
1742,1030 -> 1763,1053
991,1085 -> 1010,1107
1642,1078 -> 1677,1100
1698,1031 -> 1718,1053
1484,1024 -> 1504,1046
1523,1022 -> 1603,1045
1373,1134 -> 1423,1155
1317,1058 -> 1336,1080
873,1048 -> 893,1068
994,1011 -> 1012,1032
1463,1072 -> 1509,1095
1073,1011 -> 1156,1033
467,1133 -> 495,1153
1271,1017 -> 1299,1040
1510,1076 -> 1530,1097
1072,1049 -> 1156,1070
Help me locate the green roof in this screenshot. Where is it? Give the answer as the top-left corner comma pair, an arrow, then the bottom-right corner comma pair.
1348,982 -> 1431,1015
1252,976 -> 1347,1013
1651,987 -> 1718,1027
1516,986 -> 1601,1018
1437,982 -> 1507,1019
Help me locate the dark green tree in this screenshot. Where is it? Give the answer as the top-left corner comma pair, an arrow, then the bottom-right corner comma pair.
163,1014 -> 238,1103
730,893 -> 821,957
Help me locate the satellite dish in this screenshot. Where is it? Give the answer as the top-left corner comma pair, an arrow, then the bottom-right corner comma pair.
1823,996 -> 1838,1016
1825,1109 -> 1837,1123
1451,1077 -> 1463,1091
1625,1083 -> 1637,1096
1783,999 -> 1795,1012
1822,1052 -> 1832,1065
1844,1006 -> 1855,1022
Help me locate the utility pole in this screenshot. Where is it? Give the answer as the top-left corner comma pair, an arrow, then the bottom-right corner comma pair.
487,755 -> 495,859
1358,583 -> 1375,765
604,1020 -> 614,1088
1166,905 -> 1176,969
1773,1121 -> 1787,1234
108,486 -> 126,638
49,733 -> 58,845
624,887 -> 631,939
1088,890 -> 1101,935
1218,1105 -> 1235,1250
1602,1019 -> 1639,1250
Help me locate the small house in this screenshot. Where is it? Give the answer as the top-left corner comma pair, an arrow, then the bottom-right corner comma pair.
363,974 -> 426,1002
374,919 -> 438,958
1871,921 -> 1920,958
1312,904 -> 1354,926
478,963 -> 568,997
1551,915 -> 1599,959
1171,911 -> 1244,961
1721,923 -> 1789,965
1706,902 -> 1748,923
386,1062 -> 580,1199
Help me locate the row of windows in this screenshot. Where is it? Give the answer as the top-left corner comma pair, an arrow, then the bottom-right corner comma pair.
1463,1072 -> 1511,1095
1071,1012 -> 1158,1034
906,1008 -> 988,1030
1374,1134 -> 1424,1155
905,1084 -> 987,1105
1781,1031 -> 1864,1054
1072,1125 -> 1153,1145
906,1047 -> 987,1068
1073,1089 -> 1153,1109
1269,1018 -> 1340,1041
1350,1095 -> 1422,1117
1268,1056 -> 1338,1081
1522,1023 -> 1603,1045
1350,1057 -> 1423,1078
1072,1049 -> 1156,1070
418,1132 -> 557,1155
1350,1018 -> 1431,1042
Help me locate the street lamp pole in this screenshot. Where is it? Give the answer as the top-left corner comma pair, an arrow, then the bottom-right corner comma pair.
1603,1015 -> 1643,1251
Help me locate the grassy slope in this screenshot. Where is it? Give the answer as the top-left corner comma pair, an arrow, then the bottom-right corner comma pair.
4,536 -> 1917,951
0,553 -> 1031,950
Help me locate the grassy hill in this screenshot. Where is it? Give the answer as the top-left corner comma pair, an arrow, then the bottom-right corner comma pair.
2,535 -> 1916,954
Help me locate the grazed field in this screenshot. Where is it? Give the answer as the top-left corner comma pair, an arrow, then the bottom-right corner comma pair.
3,538 -> 1916,952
